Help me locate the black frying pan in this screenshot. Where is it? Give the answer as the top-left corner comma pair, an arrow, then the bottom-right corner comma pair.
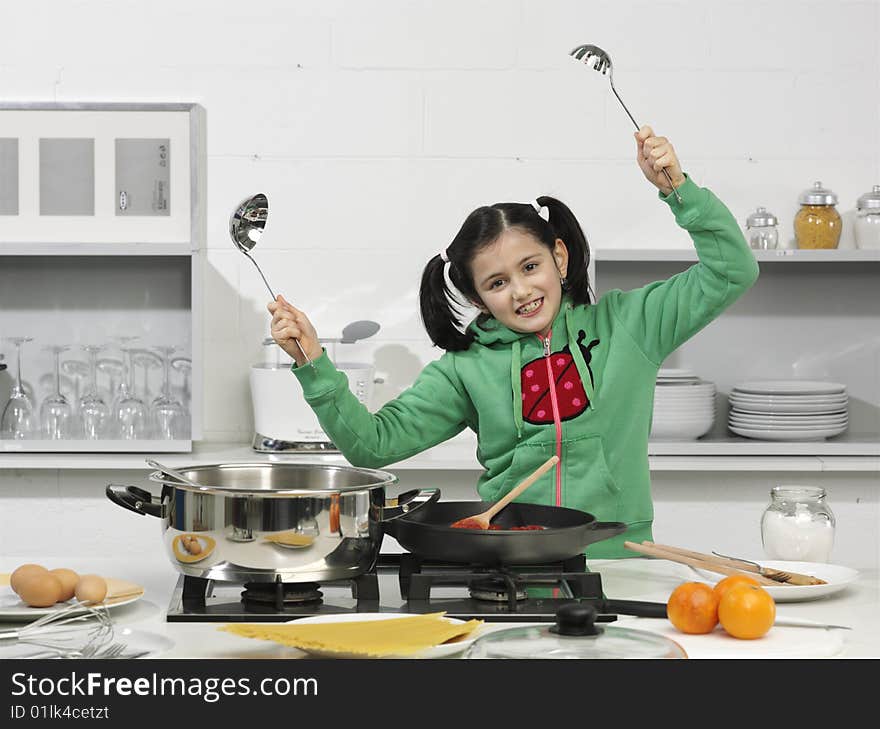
384,501 -> 626,565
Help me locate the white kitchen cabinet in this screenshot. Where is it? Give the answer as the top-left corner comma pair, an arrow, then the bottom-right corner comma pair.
0,103 -> 205,455
592,250 -> 880,462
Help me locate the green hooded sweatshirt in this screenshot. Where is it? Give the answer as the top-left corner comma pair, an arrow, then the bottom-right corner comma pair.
291,175 -> 759,558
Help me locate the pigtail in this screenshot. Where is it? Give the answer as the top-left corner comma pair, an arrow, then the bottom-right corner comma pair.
537,196 -> 595,306
419,255 -> 476,351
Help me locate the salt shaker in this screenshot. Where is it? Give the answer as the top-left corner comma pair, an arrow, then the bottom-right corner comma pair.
745,207 -> 779,250
761,486 -> 835,562
855,184 -> 880,250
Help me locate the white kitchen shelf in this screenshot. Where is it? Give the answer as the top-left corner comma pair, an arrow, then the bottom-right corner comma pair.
647,433 -> 880,457
0,242 -> 194,256
594,248 -> 880,262
0,439 -> 191,454
0,102 -> 205,454
0,441 -> 877,472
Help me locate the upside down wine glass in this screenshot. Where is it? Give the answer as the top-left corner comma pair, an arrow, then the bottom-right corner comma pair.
40,345 -> 73,440
152,345 -> 186,440
114,346 -> 150,440
79,344 -> 109,440
1,337 -> 35,439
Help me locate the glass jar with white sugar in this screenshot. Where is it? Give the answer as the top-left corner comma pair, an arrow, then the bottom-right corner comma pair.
761,486 -> 835,563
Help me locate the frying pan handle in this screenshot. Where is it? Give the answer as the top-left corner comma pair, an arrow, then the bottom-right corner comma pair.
590,521 -> 628,537
602,598 -> 668,619
106,483 -> 166,519
379,488 -> 440,523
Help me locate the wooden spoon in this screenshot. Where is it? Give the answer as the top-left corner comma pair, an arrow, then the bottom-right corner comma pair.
451,455 -> 559,529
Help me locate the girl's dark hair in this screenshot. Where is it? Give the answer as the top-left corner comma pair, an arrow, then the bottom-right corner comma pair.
419,196 -> 594,351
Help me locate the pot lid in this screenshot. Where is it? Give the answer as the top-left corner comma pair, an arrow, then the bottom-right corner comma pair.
799,181 -> 837,205
463,604 -> 687,659
746,206 -> 778,227
857,185 -> 880,210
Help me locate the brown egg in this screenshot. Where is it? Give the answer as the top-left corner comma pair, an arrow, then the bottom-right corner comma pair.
17,573 -> 63,608
10,564 -> 49,595
186,539 -> 202,555
49,568 -> 80,602
74,574 -> 108,604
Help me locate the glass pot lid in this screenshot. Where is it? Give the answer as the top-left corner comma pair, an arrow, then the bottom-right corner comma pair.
463,604 -> 687,659
799,181 -> 838,206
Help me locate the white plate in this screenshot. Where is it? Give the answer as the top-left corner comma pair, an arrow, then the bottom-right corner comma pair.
0,577 -> 145,622
282,613 -> 485,659
729,424 -> 847,441
728,417 -> 848,430
729,415 -> 848,428
0,627 -> 174,659
733,381 -> 846,396
729,394 -> 848,406
657,368 -> 697,378
729,402 -> 848,415
729,412 -> 848,424
691,561 -> 859,603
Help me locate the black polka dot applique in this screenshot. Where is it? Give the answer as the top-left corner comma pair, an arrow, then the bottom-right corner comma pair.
521,331 -> 600,425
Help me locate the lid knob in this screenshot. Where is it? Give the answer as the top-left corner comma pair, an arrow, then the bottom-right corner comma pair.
549,603 -> 604,636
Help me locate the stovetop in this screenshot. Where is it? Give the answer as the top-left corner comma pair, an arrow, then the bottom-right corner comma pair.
166,553 -> 620,623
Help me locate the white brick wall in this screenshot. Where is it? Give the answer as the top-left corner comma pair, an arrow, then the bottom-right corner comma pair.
1,1 -> 878,565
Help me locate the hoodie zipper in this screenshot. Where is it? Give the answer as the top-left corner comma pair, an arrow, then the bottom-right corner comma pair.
538,330 -> 563,507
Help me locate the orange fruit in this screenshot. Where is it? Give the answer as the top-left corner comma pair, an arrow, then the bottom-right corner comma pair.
713,573 -> 762,603
666,582 -> 719,634
718,584 -> 776,639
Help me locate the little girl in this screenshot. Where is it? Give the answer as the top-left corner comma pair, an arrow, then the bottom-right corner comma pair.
268,126 -> 759,558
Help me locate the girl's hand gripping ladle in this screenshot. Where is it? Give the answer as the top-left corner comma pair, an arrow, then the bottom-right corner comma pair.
229,193 -> 313,367
569,43 -> 683,204
450,455 -> 559,529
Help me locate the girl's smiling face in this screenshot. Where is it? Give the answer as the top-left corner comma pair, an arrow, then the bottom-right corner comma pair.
470,228 -> 569,337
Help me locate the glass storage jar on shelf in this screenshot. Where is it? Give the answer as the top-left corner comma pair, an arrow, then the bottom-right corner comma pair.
761,486 -> 835,562
854,184 -> 880,250
794,181 -> 841,250
745,206 -> 779,250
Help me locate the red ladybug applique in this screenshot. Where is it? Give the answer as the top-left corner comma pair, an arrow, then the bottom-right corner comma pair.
521,331 -> 600,425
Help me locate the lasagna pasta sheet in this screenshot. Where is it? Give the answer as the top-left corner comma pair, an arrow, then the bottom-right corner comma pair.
220,613 -> 483,657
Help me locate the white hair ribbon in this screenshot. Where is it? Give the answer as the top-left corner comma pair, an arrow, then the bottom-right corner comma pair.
531,199 -> 550,222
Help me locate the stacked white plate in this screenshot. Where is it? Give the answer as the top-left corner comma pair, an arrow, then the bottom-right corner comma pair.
728,380 -> 848,441
651,368 -> 715,440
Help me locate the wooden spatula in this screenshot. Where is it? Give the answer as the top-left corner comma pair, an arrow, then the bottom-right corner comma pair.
450,455 -> 559,529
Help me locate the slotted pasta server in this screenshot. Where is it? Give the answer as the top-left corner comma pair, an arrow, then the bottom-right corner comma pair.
569,43 -> 682,203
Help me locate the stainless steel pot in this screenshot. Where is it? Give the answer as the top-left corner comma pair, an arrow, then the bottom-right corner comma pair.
106,462 -> 438,583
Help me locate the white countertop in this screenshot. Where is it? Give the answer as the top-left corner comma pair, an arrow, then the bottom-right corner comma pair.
2,553 -> 875,660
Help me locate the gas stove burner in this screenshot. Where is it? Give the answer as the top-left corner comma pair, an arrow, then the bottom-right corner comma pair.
241,582 -> 323,606
469,577 -> 527,603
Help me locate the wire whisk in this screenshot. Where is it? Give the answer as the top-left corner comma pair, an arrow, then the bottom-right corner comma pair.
0,601 -> 115,658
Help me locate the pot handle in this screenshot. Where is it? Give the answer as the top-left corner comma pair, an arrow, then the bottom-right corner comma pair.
106,483 -> 166,518
379,488 -> 440,522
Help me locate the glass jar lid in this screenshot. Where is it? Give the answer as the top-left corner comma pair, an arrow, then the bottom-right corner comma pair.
799,181 -> 837,205
463,604 -> 687,659
746,206 -> 778,227
857,185 -> 880,210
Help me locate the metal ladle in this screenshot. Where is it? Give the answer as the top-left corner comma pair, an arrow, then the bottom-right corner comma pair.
229,193 -> 313,367
569,43 -> 683,204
